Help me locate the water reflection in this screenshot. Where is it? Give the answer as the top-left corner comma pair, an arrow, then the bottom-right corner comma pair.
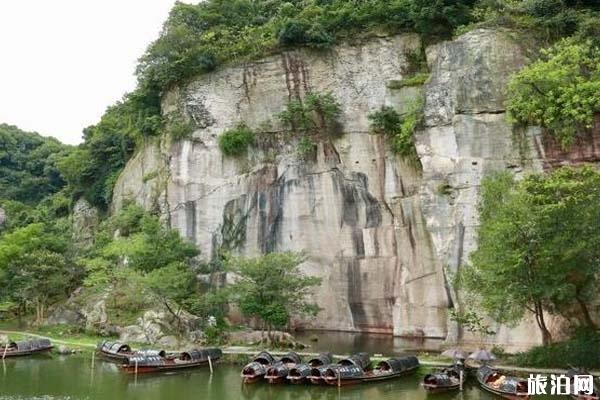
293,331 -> 445,355
0,352 -> 559,400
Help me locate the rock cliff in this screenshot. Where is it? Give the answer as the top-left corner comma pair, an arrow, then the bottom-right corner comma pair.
113,29 -> 573,350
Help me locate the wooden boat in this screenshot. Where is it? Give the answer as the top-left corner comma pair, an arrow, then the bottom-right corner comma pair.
567,369 -> 599,400
96,341 -> 134,362
476,366 -> 530,400
0,339 -> 53,358
120,348 -> 222,374
321,352 -> 371,386
308,364 -> 332,385
265,352 -> 302,384
241,351 -> 275,383
422,365 -> 464,393
288,352 -> 333,385
361,356 -> 420,383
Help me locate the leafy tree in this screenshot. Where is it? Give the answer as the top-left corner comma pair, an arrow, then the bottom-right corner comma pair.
226,252 -> 321,339
520,166 -> 600,329
459,167 -> 600,344
144,262 -> 196,331
81,204 -> 200,327
0,223 -> 79,323
507,39 -> 600,147
100,212 -> 198,272
0,124 -> 71,205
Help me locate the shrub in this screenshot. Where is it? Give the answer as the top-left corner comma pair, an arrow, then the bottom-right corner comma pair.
278,92 -> 342,134
512,329 -> 600,369
218,124 -> 255,156
368,100 -> 423,164
168,114 -> 194,141
297,136 -> 316,159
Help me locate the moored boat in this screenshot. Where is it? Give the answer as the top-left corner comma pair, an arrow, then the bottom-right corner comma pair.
321,352 -> 371,386
476,366 -> 530,400
241,351 -> 276,384
567,369 -> 599,400
288,352 -> 333,385
422,365 -> 463,394
120,348 -> 222,374
362,356 -> 420,383
96,341 -> 133,362
309,364 -> 331,385
265,352 -> 302,384
0,339 -> 53,358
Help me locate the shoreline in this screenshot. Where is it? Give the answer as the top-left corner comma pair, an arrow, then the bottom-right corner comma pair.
2,329 -> 597,375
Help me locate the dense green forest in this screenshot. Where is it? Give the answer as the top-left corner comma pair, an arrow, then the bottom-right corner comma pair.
1,0 -> 599,364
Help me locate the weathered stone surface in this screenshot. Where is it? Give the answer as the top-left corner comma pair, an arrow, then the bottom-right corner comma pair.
537,115 -> 600,168
0,207 -> 6,228
47,306 -> 85,326
118,308 -> 202,345
113,29 -> 572,351
72,198 -> 99,249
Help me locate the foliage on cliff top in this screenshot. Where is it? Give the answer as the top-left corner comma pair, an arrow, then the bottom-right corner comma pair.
458,166 -> 600,345
70,0 -> 600,210
507,38 -> 600,147
458,0 -> 600,43
137,0 -> 475,97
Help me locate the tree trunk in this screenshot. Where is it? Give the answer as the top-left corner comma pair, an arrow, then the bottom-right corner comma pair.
534,301 -> 552,345
575,293 -> 597,329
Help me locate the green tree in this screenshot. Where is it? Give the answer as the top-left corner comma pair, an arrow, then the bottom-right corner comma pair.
144,261 -> 197,331
459,167 -> 600,344
227,252 -> 321,339
0,124 -> 71,205
0,223 -> 78,323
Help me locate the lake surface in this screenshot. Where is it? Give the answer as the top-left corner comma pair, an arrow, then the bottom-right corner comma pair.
293,330 -> 446,355
0,354 -> 556,400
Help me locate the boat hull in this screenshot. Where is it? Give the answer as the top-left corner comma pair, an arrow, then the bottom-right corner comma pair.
323,377 -> 363,386
1,346 -> 53,358
362,367 -> 418,383
422,383 -> 460,393
98,351 -> 132,363
479,383 -> 530,400
121,360 -> 211,374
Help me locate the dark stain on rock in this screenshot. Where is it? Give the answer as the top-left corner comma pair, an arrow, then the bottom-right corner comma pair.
346,259 -> 368,328
184,200 -> 196,240
352,229 -> 365,257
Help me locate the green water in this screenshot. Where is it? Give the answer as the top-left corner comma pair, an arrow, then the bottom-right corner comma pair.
293,331 -> 446,355
0,354 -> 539,400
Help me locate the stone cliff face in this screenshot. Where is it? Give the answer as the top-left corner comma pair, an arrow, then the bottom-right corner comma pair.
113,29 -> 571,350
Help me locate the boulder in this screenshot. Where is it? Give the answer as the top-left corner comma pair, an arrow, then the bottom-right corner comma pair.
47,306 -> 85,326
56,345 -> 75,355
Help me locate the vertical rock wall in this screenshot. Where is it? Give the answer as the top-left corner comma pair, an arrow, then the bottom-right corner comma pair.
113,29 -> 566,350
